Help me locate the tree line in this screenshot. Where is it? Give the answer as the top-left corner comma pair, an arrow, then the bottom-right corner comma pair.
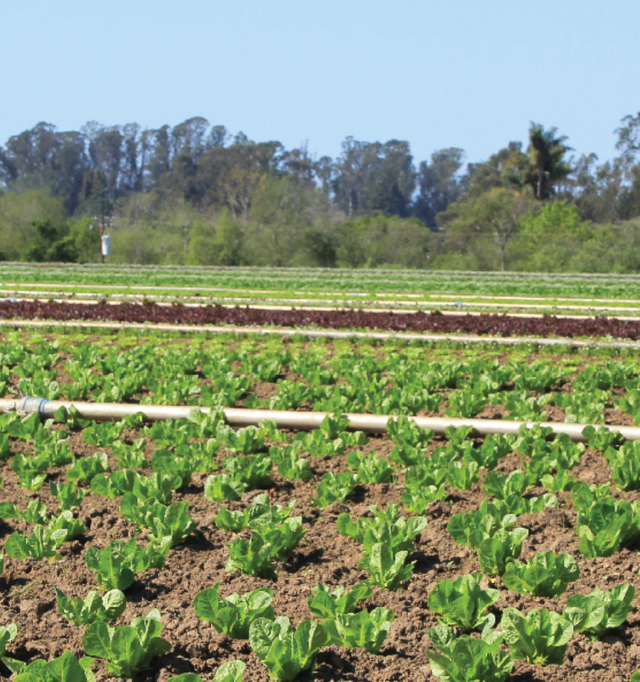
0,114 -> 640,271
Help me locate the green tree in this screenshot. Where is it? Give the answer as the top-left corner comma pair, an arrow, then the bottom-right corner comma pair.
336,214 -> 431,268
0,189 -> 67,260
515,200 -> 591,271
413,148 -> 466,229
436,188 -> 536,270
527,123 -> 572,200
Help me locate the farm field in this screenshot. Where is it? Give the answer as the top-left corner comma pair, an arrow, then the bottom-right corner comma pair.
8,266 -> 640,332
6,263 -> 640,299
1,329 -> 640,681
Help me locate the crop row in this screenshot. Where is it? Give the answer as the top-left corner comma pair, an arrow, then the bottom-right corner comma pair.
1,389 -> 640,680
6,263 -> 640,298
5,329 -> 640,426
4,299 -> 640,340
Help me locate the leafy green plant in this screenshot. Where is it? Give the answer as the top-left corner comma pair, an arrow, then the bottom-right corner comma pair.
337,505 -> 427,556
151,448 -> 199,489
85,539 -> 171,590
0,623 -> 20,672
447,502 -> 519,549
387,416 -> 435,468
82,609 -> 171,679
120,496 -> 196,546
167,661 -> 246,682
270,444 -> 313,482
81,420 -> 126,447
322,607 -> 394,653
565,584 -> 636,639
307,583 -> 373,619
12,651 -> 95,682
477,527 -> 529,576
294,428 -> 346,457
0,499 -> 50,524
66,452 -> 109,485
249,617 -> 328,681
312,471 -> 357,508
215,493 -> 295,533
500,607 -> 573,665
112,438 -> 148,469
194,584 -> 274,639
359,543 -> 414,590
50,481 -> 89,510
574,492 -> 640,557
482,470 -> 535,500
11,453 -> 48,490
426,625 -> 513,682
347,451 -> 396,484
56,588 -> 126,626
502,551 -> 580,597
428,573 -> 500,631
204,474 -> 246,502
401,464 -> 447,512
605,440 -> 640,490
582,425 -> 625,451
223,454 -> 273,489
540,469 -> 578,492
218,424 -> 265,454
445,461 -> 480,490
5,525 -> 69,560
225,516 -> 305,580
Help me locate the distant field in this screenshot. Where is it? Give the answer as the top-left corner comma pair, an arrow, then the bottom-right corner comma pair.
4,265 -> 640,314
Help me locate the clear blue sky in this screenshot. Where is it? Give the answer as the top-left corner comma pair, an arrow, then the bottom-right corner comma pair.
1,0 -> 639,169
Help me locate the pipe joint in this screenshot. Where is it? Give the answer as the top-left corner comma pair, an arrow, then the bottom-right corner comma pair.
18,396 -> 51,417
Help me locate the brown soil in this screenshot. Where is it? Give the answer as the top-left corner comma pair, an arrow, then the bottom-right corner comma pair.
2,425 -> 640,682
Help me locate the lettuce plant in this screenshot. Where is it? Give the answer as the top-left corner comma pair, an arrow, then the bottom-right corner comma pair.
477,527 -> 529,576
12,651 -> 95,682
359,543 -> 414,590
5,525 -> 69,561
565,584 -> 636,639
426,625 -> 513,682
336,504 -> 427,556
85,538 -> 171,590
204,474 -> 246,502
322,607 -> 394,653
502,551 -> 580,597
428,573 -> 500,631
0,623 -> 20,672
225,517 -> 305,579
66,452 -> 109,485
56,588 -> 126,626
214,493 -> 295,533
605,440 -> 640,490
50,481 -> 88,511
307,583 -> 373,619
249,617 -> 328,681
347,451 -> 396,484
222,454 -> 273,489
312,471 -> 357,508
500,607 -> 573,665
194,584 -> 274,639
82,609 -> 171,679
482,470 -> 535,500
120,497 -> 195,546
167,661 -> 246,682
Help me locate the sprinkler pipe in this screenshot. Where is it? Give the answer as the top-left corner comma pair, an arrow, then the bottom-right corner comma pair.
4,397 -> 640,442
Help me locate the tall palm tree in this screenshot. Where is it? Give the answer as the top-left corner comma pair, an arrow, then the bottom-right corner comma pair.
527,123 -> 572,200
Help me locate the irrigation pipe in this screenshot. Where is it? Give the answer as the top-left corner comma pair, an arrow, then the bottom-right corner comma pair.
4,397 -> 640,443
4,318 -> 640,349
